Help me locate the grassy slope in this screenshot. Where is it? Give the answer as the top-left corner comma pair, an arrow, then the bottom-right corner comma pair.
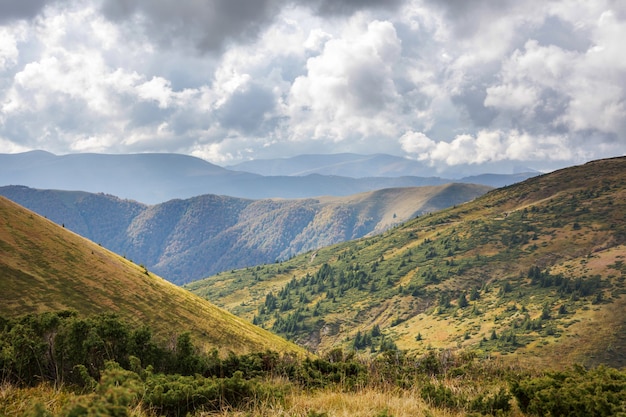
314,183 -> 492,236
187,157 -> 626,368
0,196 -> 305,356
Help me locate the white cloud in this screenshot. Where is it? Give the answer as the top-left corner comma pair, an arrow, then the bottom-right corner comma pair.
288,18 -> 403,142
71,132 -> 120,152
0,25 -> 24,71
304,28 -> 332,52
402,129 -> 580,166
399,131 -> 436,160
429,131 -> 505,165
484,83 -> 539,112
0,0 -> 623,173
136,76 -> 173,108
504,130 -> 577,161
561,10 -> 626,135
482,8 -> 626,139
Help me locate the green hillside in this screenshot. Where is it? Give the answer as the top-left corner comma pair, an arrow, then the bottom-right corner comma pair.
188,157 -> 626,368
0,196 -> 304,356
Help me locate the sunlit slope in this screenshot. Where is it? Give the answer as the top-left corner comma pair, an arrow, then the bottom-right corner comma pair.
313,183 -> 491,237
0,196 -> 304,356
188,157 -> 626,368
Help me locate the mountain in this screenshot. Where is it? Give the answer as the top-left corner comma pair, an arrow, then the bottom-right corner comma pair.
227,152 -> 540,185
0,195 -> 304,355
0,151 -> 534,203
0,183 -> 492,284
458,172 -> 544,188
0,151 -> 253,204
228,153 -> 432,177
187,156 -> 626,369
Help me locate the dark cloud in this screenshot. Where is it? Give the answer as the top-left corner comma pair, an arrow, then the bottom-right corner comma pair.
100,0 -> 405,53
451,86 -> 498,128
309,0 -> 404,16
483,86 -> 571,136
423,0 -> 520,36
101,0 -> 283,52
127,101 -> 173,129
0,0 -> 50,23
531,16 -> 592,52
531,88 -> 571,134
217,83 -> 276,133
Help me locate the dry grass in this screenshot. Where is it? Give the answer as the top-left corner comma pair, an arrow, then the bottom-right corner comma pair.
0,196 -> 306,357
202,387 -> 468,417
0,383 -> 153,417
1,382 -> 523,417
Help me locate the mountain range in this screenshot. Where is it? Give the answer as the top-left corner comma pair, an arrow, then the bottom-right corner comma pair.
0,151 -> 537,204
187,156 -> 626,369
0,183 -> 491,284
228,153 -> 538,178
2,155 -> 626,372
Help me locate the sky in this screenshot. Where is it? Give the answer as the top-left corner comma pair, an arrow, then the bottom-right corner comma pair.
0,0 -> 624,174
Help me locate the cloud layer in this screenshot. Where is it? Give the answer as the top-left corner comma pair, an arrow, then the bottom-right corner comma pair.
0,0 -> 624,174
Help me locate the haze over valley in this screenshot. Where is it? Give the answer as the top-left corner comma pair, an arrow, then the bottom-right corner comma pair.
0,151 -> 533,203
0,180 -> 491,284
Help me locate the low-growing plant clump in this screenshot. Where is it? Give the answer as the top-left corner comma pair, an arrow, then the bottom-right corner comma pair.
2,311 -> 625,416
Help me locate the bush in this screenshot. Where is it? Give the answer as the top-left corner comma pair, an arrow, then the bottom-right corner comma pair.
143,371 -> 257,416
420,380 -> 462,409
468,387 -> 511,415
62,362 -> 142,417
511,365 -> 626,416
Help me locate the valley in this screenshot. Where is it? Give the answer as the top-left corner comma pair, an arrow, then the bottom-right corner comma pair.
1,156 -> 625,416
0,182 -> 490,284
0,195 -> 303,355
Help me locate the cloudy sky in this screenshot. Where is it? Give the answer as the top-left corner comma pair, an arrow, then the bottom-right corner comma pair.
0,0 -> 624,174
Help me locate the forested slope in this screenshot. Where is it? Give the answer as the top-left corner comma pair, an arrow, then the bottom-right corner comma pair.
0,183 -> 490,283
188,157 -> 626,368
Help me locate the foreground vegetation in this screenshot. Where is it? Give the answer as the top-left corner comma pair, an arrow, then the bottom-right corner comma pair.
2,312 -> 625,416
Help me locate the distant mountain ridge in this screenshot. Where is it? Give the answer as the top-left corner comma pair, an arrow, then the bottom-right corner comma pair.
0,151 -> 537,203
0,183 -> 491,284
228,153 -> 424,177
228,152 -> 540,179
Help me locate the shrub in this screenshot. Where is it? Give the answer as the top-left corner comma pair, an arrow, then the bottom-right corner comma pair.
510,365 -> 626,416
420,380 -> 462,409
468,387 -> 511,415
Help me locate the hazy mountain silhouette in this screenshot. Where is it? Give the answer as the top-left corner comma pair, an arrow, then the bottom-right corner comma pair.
0,151 -> 537,203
